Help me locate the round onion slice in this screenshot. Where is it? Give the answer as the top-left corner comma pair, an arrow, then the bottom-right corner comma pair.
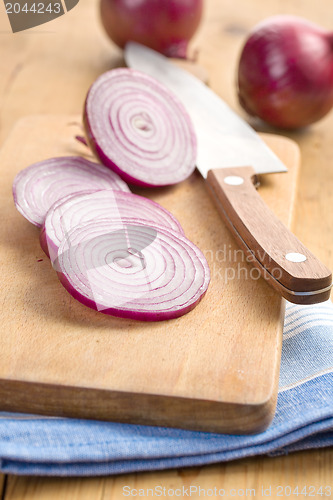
39,189 -> 99,259
57,218 -> 210,321
40,189 -> 184,261
13,156 -> 130,227
83,68 -> 197,187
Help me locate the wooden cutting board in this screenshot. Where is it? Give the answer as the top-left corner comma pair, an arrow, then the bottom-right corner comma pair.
0,115 -> 300,434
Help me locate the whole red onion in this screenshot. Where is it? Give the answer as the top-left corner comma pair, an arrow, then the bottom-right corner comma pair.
99,0 -> 203,58
237,16 -> 333,129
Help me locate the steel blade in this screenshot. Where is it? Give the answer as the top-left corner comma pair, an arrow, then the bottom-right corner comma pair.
124,42 -> 287,177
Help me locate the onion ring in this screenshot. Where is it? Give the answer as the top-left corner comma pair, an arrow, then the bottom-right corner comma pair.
57,218 -> 210,321
41,189 -> 184,261
13,156 -> 130,227
84,68 -> 197,187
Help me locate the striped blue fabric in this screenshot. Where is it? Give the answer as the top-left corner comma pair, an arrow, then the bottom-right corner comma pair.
0,301 -> 332,476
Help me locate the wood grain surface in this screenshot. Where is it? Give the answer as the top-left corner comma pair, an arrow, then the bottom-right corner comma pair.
0,0 -> 332,495
0,115 -> 299,434
4,449 -> 333,500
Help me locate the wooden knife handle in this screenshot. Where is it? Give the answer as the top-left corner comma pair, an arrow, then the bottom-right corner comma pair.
206,166 -> 332,304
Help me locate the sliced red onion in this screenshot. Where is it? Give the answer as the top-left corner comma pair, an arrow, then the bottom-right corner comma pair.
57,218 -> 210,321
13,156 -> 130,227
41,189 -> 184,261
39,189 -> 97,259
83,68 -> 197,187
75,135 -> 88,147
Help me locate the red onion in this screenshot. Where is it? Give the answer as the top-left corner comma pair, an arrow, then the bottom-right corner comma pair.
75,135 -> 88,147
99,0 -> 203,59
83,68 -> 197,187
237,15 -> 333,129
40,189 -> 184,261
13,156 -> 130,227
57,218 -> 210,321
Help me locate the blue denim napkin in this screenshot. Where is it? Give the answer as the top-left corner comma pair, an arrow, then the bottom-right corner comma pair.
0,301 -> 332,476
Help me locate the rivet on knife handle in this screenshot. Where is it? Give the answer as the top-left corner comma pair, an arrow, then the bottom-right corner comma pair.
206,166 -> 332,305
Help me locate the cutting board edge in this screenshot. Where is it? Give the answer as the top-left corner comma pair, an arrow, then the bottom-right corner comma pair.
0,377 -> 279,434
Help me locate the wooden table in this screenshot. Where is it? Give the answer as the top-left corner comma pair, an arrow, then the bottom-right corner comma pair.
0,0 -> 332,497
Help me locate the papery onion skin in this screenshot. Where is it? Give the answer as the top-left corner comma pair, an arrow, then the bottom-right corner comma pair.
84,68 -> 197,187
237,15 -> 333,129
56,218 -> 210,321
99,0 -> 203,59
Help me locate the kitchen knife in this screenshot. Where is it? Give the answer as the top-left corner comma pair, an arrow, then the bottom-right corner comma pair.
124,42 -> 332,304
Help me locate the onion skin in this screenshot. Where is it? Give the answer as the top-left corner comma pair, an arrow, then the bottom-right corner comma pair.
39,225 -> 50,258
237,16 -> 333,129
99,0 -> 203,58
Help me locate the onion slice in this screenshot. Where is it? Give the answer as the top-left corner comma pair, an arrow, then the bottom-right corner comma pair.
83,68 -> 197,187
41,189 -> 184,261
56,218 -> 210,321
13,156 -> 130,227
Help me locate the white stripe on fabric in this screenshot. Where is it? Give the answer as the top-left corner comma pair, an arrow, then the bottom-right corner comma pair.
284,306 -> 333,330
279,367 -> 333,392
284,320 -> 333,339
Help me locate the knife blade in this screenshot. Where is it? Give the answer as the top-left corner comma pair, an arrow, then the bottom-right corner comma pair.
125,42 -> 287,176
124,42 -> 332,304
